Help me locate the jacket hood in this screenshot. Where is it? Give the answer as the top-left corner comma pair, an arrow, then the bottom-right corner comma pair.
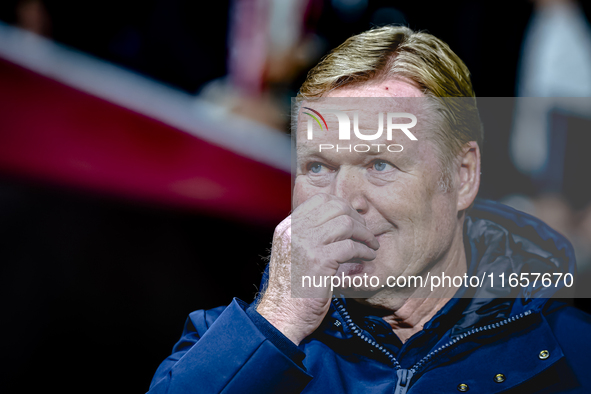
449,198 -> 575,335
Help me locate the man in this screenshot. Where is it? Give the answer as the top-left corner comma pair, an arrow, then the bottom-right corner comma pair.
148,26 -> 591,393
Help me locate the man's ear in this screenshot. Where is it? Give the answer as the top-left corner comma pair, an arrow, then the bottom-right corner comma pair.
456,141 -> 481,212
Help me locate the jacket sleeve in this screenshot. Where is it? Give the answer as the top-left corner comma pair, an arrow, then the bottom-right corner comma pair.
147,298 -> 313,394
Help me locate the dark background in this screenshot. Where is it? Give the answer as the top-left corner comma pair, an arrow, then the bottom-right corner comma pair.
1,1 -> 591,393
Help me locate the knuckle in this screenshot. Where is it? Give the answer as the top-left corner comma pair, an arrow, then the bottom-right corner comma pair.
274,216 -> 292,237
328,199 -> 348,215
339,215 -> 355,229
343,239 -> 356,253
310,193 -> 331,205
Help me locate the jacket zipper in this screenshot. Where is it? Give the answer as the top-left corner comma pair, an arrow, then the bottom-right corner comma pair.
331,296 -> 533,394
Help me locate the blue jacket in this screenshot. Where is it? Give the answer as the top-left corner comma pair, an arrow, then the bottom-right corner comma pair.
148,200 -> 591,393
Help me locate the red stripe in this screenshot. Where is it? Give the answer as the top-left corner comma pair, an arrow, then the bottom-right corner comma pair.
0,58 -> 291,224
303,106 -> 328,130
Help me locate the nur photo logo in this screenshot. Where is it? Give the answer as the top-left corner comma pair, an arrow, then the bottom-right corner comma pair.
302,107 -> 418,152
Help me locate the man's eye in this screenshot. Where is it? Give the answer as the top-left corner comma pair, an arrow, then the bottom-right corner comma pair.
309,162 -> 326,174
372,160 -> 394,172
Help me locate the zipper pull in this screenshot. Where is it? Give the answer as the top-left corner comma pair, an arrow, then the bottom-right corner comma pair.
394,369 -> 414,394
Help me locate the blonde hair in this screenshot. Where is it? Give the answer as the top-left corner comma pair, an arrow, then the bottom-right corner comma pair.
298,25 -> 483,191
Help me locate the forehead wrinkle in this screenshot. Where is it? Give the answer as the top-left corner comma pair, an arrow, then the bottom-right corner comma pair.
296,144 -> 310,154
296,142 -> 318,157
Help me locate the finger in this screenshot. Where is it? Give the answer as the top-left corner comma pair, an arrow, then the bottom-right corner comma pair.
325,199 -> 366,227
321,215 -> 379,250
324,239 -> 378,263
274,215 -> 292,237
292,193 -> 332,216
298,194 -> 366,228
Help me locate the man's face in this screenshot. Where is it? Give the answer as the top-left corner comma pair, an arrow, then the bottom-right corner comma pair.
293,79 -> 462,295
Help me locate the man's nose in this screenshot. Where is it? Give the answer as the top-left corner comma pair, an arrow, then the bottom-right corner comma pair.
330,168 -> 369,214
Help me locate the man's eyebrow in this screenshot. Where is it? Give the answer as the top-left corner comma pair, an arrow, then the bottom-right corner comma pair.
295,147 -> 339,165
